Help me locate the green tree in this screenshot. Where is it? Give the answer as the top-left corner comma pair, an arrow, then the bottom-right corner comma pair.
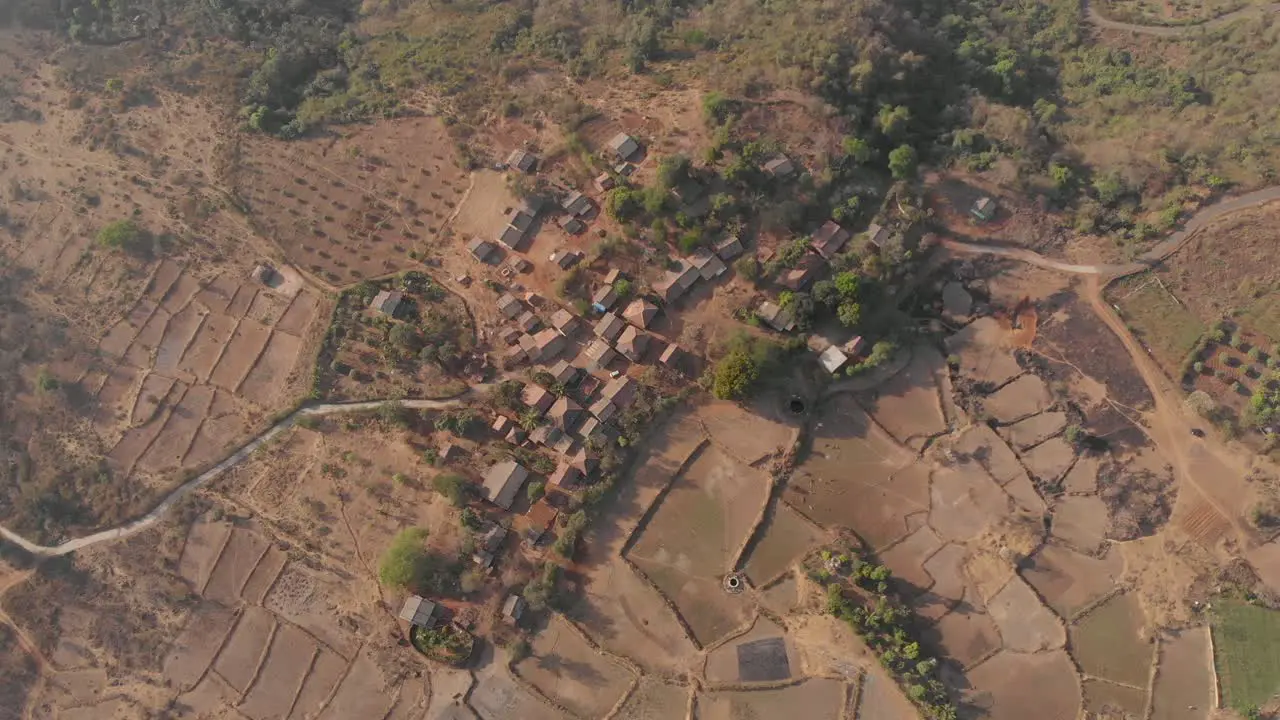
657,154 -> 691,190
837,301 -> 862,328
526,480 -> 546,504
812,280 -> 839,309
379,528 -> 455,594
612,278 -> 633,300
877,105 -> 911,139
887,145 -> 918,180
712,348 -> 760,400
841,136 -> 874,164
432,474 -> 471,507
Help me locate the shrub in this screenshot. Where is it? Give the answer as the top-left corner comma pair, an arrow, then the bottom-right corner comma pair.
510,637 -> 532,661
526,480 -> 546,504
96,219 -> 147,253
378,528 -> 456,593
432,473 -> 471,507
1192,361 -> 1205,374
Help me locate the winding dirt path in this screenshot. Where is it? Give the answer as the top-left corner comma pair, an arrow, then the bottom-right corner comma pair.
1084,0 -> 1280,36
0,392 -> 485,558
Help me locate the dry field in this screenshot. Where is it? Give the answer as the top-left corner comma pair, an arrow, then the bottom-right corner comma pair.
0,32 -> 330,541
513,616 -> 635,718
232,117 -> 472,286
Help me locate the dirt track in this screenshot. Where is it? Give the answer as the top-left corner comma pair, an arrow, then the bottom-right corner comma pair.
1084,0 -> 1280,36
0,392 -> 485,557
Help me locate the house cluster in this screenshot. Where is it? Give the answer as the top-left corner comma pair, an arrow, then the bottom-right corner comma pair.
654,235 -> 743,304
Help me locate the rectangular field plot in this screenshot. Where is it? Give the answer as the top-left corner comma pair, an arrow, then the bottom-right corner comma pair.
238,330 -> 304,406
1152,626 -> 1215,720
213,606 -> 276,693
179,312 -> 238,382
124,306 -> 172,369
276,291 -> 321,335
240,623 -> 317,720
1070,592 -> 1153,688
210,318 -> 272,392
154,303 -> 206,379
99,300 -> 155,359
183,389 -> 249,470
1110,274 -> 1205,371
743,502 -> 825,586
288,649 -> 347,720
137,384 -> 215,473
162,272 -> 204,313
626,444 -> 769,646
697,678 -> 845,720
196,273 -> 240,315
162,603 -> 238,691
204,527 -> 270,605
514,616 -> 634,718
1213,600 -> 1280,711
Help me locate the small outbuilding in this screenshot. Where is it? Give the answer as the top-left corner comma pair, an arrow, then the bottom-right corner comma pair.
370,290 -> 403,317
764,155 -> 796,179
715,236 -> 745,261
399,595 -> 441,629
562,191 -> 593,217
810,220 -> 851,259
592,285 -> 619,311
608,133 -> 641,161
502,594 -> 527,625
818,345 -> 850,374
468,237 -> 498,262
594,313 -> 627,342
971,197 -> 997,222
498,294 -> 523,319
506,149 -> 538,173
757,301 -> 796,333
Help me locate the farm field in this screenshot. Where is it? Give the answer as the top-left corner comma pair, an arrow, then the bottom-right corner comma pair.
1212,600 -> 1280,711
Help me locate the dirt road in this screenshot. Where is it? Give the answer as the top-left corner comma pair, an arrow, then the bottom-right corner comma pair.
0,393 -> 484,558
1084,0 -> 1280,36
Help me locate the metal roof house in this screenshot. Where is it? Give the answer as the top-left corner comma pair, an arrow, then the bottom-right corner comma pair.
399,595 -> 441,629
370,290 -> 403,317
608,133 -> 640,161
482,460 -> 530,510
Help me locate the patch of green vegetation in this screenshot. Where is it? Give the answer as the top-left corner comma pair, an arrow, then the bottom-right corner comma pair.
1212,600 -> 1280,711
1110,275 -> 1206,370
708,333 -> 792,401
96,219 -> 148,254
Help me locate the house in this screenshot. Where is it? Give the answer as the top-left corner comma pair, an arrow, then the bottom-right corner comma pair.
497,225 -> 525,249
502,594 -> 526,625
623,298 -> 659,328
498,327 -> 521,346
569,448 -> 600,475
594,313 -> 626,342
518,333 -> 539,360
671,178 -> 706,205
592,285 -> 619,311
468,237 -> 498,262
604,268 -> 622,285
549,359 -> 579,385
399,595 -> 441,629
715,236 -> 745,261
810,221 -> 851,259
582,338 -> 619,369
492,415 -> 514,435
370,290 -> 403,317
438,443 -> 464,464
818,345 -> 850,374
659,343 -> 684,371
533,328 -> 567,361
506,209 -> 535,233
781,253 -> 825,291
551,309 -> 580,336
654,260 -> 701,303
473,523 -> 508,569
757,301 -> 796,332
503,345 -> 528,367
764,155 -> 796,179
518,311 -> 541,333
506,149 -> 538,173
523,499 -> 558,545
522,384 -> 555,414
601,375 -> 638,409
971,197 -> 997,222
550,249 -> 583,270
608,133 -> 640,161
549,463 -> 583,489
562,191 -> 593,217
498,294 -> 523,319
845,336 -> 866,358
251,263 -> 278,286
576,416 -> 602,440
507,256 -> 533,274
616,326 -> 650,362
865,223 -> 891,250
505,426 -> 527,444
482,461 -> 530,509
548,396 -> 585,431
594,172 -> 615,192
691,249 -> 728,280
589,398 -> 618,423
553,432 -> 576,455
559,216 -> 586,234
529,425 -> 563,448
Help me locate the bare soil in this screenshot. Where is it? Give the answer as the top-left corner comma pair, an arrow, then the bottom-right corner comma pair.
515,616 -> 635,719
961,649 -> 1081,720
1150,626 -> 1215,720
1070,592 -> 1155,689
